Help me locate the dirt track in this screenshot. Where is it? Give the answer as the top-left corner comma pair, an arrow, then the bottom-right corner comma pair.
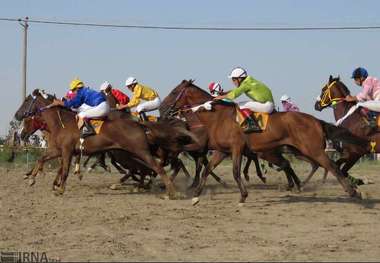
1,161 -> 380,262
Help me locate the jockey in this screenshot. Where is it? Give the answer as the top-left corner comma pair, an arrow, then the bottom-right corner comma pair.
50,78 -> 110,138
214,67 -> 274,132
117,77 -> 160,121
99,81 -> 130,106
345,67 -> 380,127
280,94 -> 300,112
208,82 -> 224,97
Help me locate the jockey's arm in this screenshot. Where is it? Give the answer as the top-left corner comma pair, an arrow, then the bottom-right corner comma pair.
345,95 -> 358,102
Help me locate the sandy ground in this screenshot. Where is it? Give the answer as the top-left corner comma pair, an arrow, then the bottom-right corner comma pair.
1,159 -> 380,262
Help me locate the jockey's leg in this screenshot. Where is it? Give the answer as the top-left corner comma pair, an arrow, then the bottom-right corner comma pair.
136,97 -> 161,121
239,101 -> 274,133
77,102 -> 109,138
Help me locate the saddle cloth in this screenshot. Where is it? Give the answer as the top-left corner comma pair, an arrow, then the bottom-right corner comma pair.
131,112 -> 158,122
236,108 -> 269,130
90,119 -> 104,135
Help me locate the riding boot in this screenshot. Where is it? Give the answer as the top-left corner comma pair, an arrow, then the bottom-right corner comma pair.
81,119 -> 95,138
244,116 -> 261,133
139,111 -> 148,122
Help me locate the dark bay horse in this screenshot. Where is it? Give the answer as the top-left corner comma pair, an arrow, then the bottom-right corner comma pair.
161,80 -> 367,204
315,75 -> 380,177
15,89 -> 196,198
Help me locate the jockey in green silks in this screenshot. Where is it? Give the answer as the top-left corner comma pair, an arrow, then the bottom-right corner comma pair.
214,67 -> 275,132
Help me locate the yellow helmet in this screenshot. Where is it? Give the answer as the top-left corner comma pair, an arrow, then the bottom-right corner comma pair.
69,78 -> 84,90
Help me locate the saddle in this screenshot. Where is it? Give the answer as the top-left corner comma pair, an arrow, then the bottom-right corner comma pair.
212,99 -> 271,131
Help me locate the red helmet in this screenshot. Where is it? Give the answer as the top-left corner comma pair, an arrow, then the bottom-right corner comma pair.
208,82 -> 223,96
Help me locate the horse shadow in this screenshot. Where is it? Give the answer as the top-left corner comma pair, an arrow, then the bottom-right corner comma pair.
270,194 -> 380,209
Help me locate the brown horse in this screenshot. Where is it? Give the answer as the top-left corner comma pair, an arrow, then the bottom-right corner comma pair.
15,89 -> 196,198
160,80 -> 367,204
315,75 -> 380,178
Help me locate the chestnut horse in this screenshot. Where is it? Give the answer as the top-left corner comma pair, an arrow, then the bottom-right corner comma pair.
160,80 -> 367,204
315,75 -> 380,178
15,89 -> 197,198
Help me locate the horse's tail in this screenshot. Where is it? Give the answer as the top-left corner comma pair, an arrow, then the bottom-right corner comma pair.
319,120 -> 368,147
141,121 -> 199,151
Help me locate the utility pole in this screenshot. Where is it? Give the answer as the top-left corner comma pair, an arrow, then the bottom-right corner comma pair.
19,17 -> 29,102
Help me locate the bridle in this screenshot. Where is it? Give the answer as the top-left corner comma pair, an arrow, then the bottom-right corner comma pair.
163,84 -> 189,118
22,95 -> 38,118
319,80 -> 345,107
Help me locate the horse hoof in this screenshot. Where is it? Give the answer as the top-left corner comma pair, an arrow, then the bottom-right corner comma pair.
87,167 -> 93,173
77,174 -> 83,181
158,194 -> 170,200
362,177 -> 374,185
238,202 -> 244,207
192,197 -> 200,206
23,175 -> 29,180
28,178 -> 35,186
54,186 -> 65,195
109,184 -> 119,190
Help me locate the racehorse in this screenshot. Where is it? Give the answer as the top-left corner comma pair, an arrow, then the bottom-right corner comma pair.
160,80 -> 367,204
315,75 -> 380,178
15,89 -> 197,199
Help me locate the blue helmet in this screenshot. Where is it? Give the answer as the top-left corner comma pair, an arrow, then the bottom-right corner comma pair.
351,67 -> 368,79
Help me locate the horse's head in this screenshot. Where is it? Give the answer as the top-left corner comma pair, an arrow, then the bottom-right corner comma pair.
315,75 -> 351,111
14,89 -> 54,121
159,79 -> 212,118
20,116 -> 47,141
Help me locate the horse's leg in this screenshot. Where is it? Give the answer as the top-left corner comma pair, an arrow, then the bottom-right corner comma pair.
29,149 -> 61,186
82,155 -> 92,168
231,149 -> 247,204
244,153 -> 266,183
192,151 -> 227,205
301,161 -> 319,187
243,157 -> 252,182
98,152 -> 111,172
189,155 -> 202,189
178,159 -> 192,178
88,154 -> 101,172
298,149 -> 360,197
73,155 -> 82,180
322,169 -> 328,184
261,151 -> 300,191
169,158 -> 183,182
53,159 -> 63,190
201,155 -> 227,187
133,150 -> 177,199
340,154 -> 365,187
54,149 -> 73,195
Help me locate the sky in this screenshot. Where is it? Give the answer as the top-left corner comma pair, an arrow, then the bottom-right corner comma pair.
1,0 -> 380,136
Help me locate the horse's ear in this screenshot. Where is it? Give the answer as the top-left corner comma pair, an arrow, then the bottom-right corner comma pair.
337,75 -> 340,81
32,89 -> 40,97
54,94 -> 57,99
329,75 -> 333,83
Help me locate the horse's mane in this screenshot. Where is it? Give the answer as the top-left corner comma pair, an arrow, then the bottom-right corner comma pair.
185,80 -> 213,100
331,76 -> 351,96
168,79 -> 212,100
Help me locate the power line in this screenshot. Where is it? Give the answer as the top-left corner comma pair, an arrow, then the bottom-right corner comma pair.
1,17 -> 380,31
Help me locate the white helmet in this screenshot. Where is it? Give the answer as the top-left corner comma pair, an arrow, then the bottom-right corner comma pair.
280,94 -> 290,102
125,77 -> 137,87
99,81 -> 111,91
228,67 -> 248,79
